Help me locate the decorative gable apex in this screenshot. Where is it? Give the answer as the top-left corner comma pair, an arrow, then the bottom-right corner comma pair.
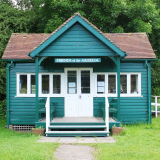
29,13 -> 125,58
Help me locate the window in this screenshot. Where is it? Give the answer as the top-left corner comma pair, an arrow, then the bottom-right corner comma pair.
120,73 -> 140,96
39,73 -> 62,96
120,75 -> 127,94
67,71 -> 77,94
94,73 -> 141,97
19,75 -> 27,94
130,74 -> 138,94
81,71 -> 90,94
42,75 -> 49,94
17,73 -> 35,96
53,75 -> 61,94
31,75 -> 35,94
17,73 -> 63,97
97,75 -> 105,94
108,74 -> 116,94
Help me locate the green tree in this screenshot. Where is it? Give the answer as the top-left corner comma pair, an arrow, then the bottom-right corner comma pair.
1,0 -> 160,117
0,1 -> 36,116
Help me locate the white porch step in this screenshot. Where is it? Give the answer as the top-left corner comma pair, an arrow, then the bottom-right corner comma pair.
45,130 -> 109,137
48,125 -> 107,129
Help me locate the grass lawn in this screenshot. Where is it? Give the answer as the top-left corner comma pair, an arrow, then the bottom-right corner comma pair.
1,117 -> 160,160
93,117 -> 160,160
0,118 -> 59,160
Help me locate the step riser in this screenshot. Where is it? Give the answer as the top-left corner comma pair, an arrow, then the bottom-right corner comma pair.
49,127 -> 106,129
46,133 -> 109,137
48,125 -> 107,129
50,122 -> 105,126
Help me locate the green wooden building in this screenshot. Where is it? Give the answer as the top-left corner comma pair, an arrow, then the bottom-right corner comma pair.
1,13 -> 156,136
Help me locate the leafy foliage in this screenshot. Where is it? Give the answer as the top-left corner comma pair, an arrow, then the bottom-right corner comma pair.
25,0 -> 160,95
0,1 -> 36,116
1,0 -> 160,116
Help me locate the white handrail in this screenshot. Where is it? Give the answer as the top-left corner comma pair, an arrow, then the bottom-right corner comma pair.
152,95 -> 160,98
105,96 -> 109,132
151,96 -> 160,118
45,96 -> 50,134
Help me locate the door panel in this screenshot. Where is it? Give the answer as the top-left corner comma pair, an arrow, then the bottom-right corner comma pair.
65,68 -> 93,117
65,96 -> 79,117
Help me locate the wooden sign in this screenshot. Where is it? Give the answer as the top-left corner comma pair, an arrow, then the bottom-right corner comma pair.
55,58 -> 101,63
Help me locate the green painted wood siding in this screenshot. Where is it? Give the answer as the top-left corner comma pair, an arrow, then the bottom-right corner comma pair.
8,59 -> 150,125
9,63 -> 64,125
93,62 -> 150,124
50,97 -> 64,118
39,23 -> 117,57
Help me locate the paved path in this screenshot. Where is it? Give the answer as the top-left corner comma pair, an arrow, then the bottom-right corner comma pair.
55,144 -> 95,160
37,136 -> 116,143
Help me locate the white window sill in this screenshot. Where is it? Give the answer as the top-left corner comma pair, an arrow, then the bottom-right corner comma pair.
15,94 -> 64,97
93,94 -> 143,97
15,94 -> 36,97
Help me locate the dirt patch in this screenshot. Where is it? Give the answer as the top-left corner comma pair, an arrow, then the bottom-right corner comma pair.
54,144 -> 95,160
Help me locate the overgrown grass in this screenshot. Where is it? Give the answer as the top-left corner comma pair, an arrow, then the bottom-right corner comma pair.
93,117 -> 160,160
0,118 -> 59,160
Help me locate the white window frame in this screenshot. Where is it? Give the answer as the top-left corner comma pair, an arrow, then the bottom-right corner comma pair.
39,73 -> 64,97
16,73 -> 64,97
94,72 -> 141,97
16,73 -> 35,97
120,73 -> 141,97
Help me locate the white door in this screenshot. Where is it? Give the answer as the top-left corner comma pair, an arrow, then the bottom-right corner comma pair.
65,68 -> 93,117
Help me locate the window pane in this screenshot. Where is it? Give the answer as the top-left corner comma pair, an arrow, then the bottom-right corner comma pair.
108,75 -> 116,94
42,75 -> 49,94
81,71 -> 90,93
68,71 -> 77,94
53,75 -> 61,94
31,75 -> 35,94
97,75 -> 105,94
131,75 -> 138,94
120,75 -> 127,94
20,75 -> 27,94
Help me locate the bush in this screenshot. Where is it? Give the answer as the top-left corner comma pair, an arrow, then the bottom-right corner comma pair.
0,99 -> 6,117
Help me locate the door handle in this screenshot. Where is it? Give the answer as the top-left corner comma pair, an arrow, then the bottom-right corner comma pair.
79,95 -> 81,99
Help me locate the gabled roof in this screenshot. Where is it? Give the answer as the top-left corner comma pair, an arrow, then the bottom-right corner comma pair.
105,33 -> 156,59
2,32 -> 156,60
1,13 -> 156,60
29,12 -> 125,58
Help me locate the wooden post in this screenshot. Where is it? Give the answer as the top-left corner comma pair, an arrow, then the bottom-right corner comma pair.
117,56 -> 120,121
35,57 -> 39,122
155,96 -> 157,118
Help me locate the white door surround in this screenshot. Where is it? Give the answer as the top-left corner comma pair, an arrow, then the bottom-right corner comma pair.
65,68 -> 93,117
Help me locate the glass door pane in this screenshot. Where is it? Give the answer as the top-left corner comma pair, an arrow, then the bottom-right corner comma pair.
67,71 -> 77,94
81,71 -> 90,93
